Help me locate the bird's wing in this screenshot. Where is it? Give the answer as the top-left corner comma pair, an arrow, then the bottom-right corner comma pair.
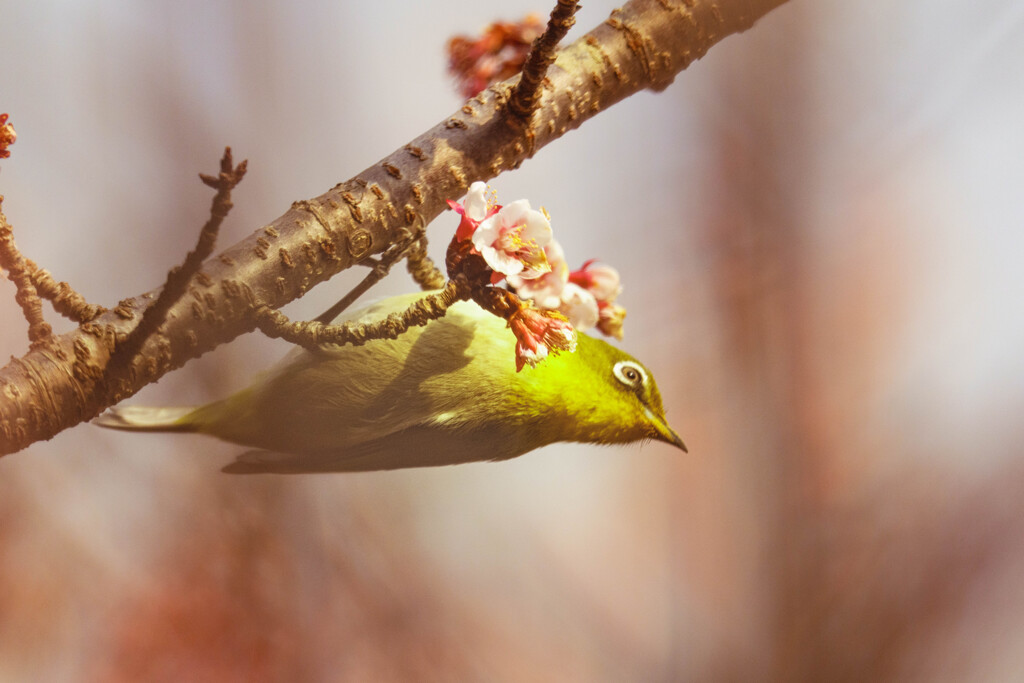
220,421 -> 531,473
199,296 -> 521,454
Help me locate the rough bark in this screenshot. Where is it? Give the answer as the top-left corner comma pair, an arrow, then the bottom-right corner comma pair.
0,0 -> 789,455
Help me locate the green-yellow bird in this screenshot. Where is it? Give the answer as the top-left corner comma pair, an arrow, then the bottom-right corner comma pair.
95,292 -> 686,473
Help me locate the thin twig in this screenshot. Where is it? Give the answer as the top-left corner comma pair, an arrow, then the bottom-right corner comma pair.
257,279 -> 469,351
105,147 -> 247,380
24,259 -> 106,323
508,0 -> 581,120
406,237 -> 446,292
314,228 -> 423,325
0,197 -> 53,349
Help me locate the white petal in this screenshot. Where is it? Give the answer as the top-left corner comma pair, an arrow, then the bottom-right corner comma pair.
559,283 -> 599,331
464,182 -> 489,221
588,264 -> 622,301
545,238 -> 566,265
497,199 -> 531,229
521,279 -> 564,309
510,255 -> 567,304
516,263 -> 553,280
519,343 -> 548,366
557,327 -> 578,353
480,245 -> 524,276
520,209 -> 552,247
472,215 -> 501,250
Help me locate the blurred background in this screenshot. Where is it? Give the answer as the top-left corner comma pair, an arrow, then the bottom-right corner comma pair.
2,0 -> 1024,680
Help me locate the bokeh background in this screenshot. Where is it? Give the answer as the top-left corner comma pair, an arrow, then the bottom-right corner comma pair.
3,0 -> 1024,680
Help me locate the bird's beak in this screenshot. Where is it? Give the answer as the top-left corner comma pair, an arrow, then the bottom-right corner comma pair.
644,408 -> 688,453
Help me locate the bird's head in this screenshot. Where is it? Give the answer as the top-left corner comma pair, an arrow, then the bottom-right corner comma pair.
521,333 -> 687,452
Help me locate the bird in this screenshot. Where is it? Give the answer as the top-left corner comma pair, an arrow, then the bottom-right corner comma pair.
94,292 -> 686,473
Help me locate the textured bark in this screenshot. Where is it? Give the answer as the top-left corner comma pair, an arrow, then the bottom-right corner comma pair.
0,0 -> 789,455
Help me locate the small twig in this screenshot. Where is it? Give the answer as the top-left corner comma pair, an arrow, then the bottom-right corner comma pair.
0,197 -> 53,350
315,228 -> 424,325
406,236 -> 446,292
106,147 -> 247,378
256,279 -> 470,351
508,0 -> 581,120
0,116 -> 49,347
24,259 -> 106,323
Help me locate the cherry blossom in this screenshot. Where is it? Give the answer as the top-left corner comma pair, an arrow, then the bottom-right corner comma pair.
557,282 -> 600,331
508,238 -> 568,309
510,246 -> 625,335
508,306 -> 577,372
472,199 -> 552,281
446,181 -> 496,241
569,260 -> 622,303
445,185 -> 628,362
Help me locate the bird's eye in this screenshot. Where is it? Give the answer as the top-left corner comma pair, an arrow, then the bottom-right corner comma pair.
613,360 -> 646,389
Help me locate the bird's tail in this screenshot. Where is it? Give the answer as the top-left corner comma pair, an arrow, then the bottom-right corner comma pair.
93,405 -> 199,433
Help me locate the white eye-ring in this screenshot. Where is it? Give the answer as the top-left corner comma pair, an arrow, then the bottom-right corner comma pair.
613,360 -> 647,389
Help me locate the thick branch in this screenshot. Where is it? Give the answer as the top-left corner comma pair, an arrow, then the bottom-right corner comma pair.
0,0 -> 789,456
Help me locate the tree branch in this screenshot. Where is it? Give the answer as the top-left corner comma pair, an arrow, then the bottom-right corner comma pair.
0,0 -> 789,456
103,148 -> 246,395
508,0 -> 581,120
0,197 -> 53,351
405,236 -> 446,292
24,258 -> 106,323
256,279 -> 469,350
313,227 -> 424,325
